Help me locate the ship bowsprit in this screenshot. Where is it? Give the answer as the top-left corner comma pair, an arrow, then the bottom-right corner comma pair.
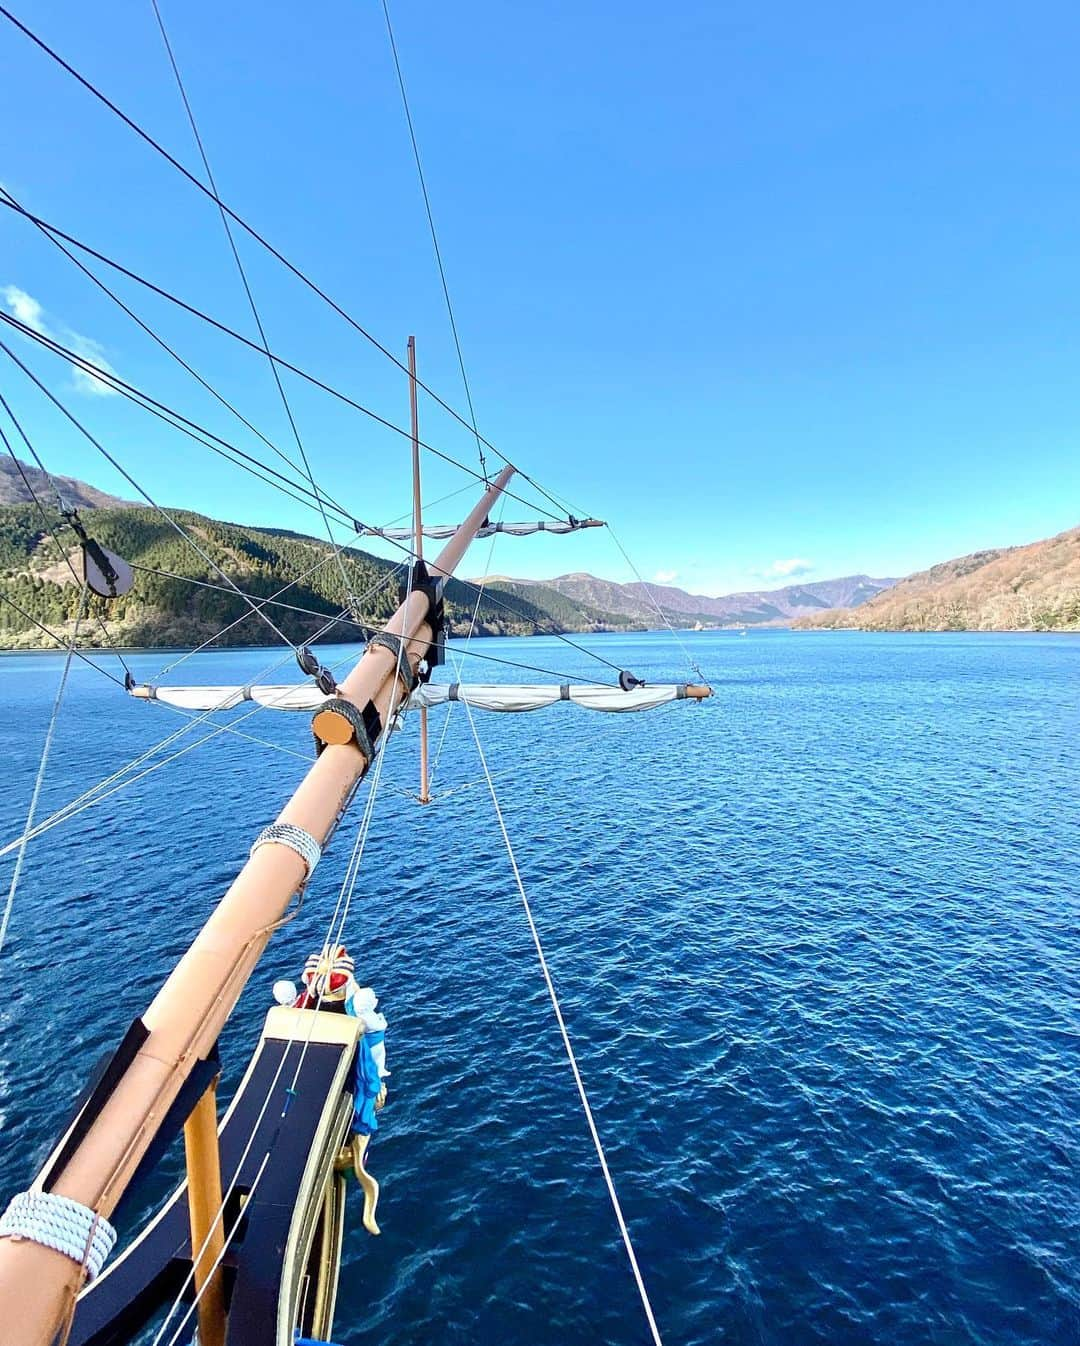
69,1007 -> 362,1346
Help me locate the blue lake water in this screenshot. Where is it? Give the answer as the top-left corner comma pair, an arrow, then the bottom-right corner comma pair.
0,629 -> 1077,1345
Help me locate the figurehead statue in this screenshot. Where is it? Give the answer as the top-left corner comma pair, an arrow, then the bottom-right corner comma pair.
295,944 -> 356,1009
275,943 -> 391,1233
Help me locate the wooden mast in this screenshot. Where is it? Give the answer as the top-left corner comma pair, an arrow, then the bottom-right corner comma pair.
408,335 -> 431,805
0,466 -> 514,1346
182,1081 -> 227,1346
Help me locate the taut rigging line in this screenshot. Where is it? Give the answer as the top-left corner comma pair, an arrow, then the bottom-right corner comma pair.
379,0 -> 486,483
0,314 -> 625,678
0,336 -> 300,651
0,309 -> 372,531
0,186 -> 348,531
0,233 -> 569,527
0,3 -> 573,522
147,0 -> 352,607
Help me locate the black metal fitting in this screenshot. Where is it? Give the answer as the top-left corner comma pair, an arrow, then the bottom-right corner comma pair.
402,559 -> 446,670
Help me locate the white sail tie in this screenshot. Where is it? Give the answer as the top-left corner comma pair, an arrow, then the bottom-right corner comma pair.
458,693 -> 666,1346
0,634 -> 365,865
125,680 -> 693,714
150,578 -> 408,1346
0,1191 -> 116,1281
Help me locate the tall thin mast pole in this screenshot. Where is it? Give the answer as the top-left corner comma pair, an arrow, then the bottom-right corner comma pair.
409,335 -> 430,805
0,466 -> 515,1346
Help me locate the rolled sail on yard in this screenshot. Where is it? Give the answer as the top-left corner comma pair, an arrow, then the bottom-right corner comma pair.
129,682 -> 707,713
355,518 -> 604,540
416,683 -> 694,712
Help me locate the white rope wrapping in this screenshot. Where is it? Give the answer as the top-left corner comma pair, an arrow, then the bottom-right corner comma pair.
0,1191 -> 116,1280
151,688 -> 399,1346
250,822 -> 321,878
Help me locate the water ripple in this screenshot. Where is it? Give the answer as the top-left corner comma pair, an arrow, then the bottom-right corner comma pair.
0,630 -> 1076,1344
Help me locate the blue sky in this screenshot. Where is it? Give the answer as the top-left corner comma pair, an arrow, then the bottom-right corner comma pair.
2,0 -> 1079,597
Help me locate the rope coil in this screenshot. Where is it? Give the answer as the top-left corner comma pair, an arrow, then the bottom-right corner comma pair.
250,822 -> 321,879
0,1191 -> 116,1281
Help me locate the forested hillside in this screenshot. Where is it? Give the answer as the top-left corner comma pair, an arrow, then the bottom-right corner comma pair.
795,526 -> 1080,632
0,503 -> 635,650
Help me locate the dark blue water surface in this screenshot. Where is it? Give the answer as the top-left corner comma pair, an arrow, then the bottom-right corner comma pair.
0,630 -> 1077,1345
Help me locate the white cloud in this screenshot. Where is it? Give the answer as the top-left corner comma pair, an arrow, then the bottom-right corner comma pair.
3,286 -> 44,330
759,557 -> 813,580
2,285 -> 118,397
652,568 -> 679,584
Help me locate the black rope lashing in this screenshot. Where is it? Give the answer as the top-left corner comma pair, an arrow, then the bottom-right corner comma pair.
369,632 -> 419,693
296,645 -> 339,695
311,697 -> 376,761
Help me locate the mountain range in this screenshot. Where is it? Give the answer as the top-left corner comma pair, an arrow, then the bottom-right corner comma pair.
0,455 -> 134,512
485,572 -> 898,627
0,458 -> 893,649
2,458 -> 1076,648
795,525 -> 1080,632
0,503 -> 626,651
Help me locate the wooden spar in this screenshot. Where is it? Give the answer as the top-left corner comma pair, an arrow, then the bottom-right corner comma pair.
182,1082 -> 226,1346
409,335 -> 430,805
408,337 -> 422,567
0,465 -> 515,1346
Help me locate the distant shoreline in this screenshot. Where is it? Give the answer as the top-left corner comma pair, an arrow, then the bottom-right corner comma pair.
3,626 -> 1079,659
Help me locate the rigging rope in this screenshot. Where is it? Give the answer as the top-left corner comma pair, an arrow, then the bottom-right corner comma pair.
0,398 -> 133,681
121,561 -> 616,686
443,517 -> 665,1340
149,548 -> 400,681
0,568 -> 419,867
0,41 -> 576,522
0,296 -> 568,529
458,687 -> 666,1346
0,583 -> 88,961
147,0 -> 353,609
153,1151 -> 270,1346
427,495 -> 503,794
0,593 -> 126,687
0,629 -> 356,864
0,337 -> 300,650
0,310 -> 364,532
379,0 -> 487,482
606,525 -> 708,683
0,594 -> 312,764
0,185 -> 349,533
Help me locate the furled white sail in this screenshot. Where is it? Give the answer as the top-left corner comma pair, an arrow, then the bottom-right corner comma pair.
141,685 -> 251,710
414,683 -> 691,712
356,518 -> 604,541
129,681 -> 704,714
